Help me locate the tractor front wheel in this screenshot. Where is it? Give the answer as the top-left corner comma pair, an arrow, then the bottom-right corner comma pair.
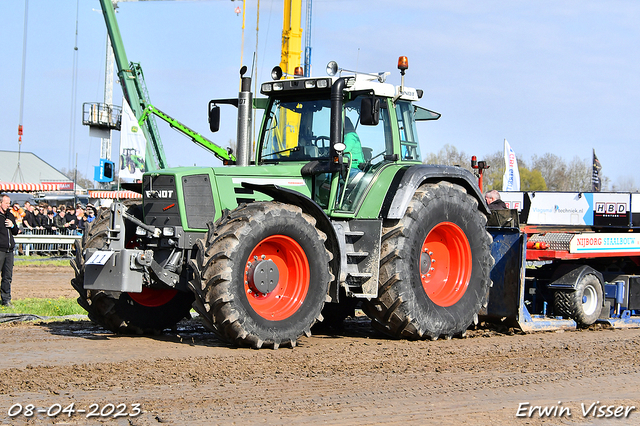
189,202 -> 333,348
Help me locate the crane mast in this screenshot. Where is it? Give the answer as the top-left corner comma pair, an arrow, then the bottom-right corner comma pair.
280,0 -> 303,76
303,0 -> 312,77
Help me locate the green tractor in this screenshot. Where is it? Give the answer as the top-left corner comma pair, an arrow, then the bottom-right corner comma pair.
71,58 -> 494,348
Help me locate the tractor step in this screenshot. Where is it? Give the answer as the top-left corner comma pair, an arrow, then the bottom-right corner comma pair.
332,220 -> 382,299
346,251 -> 369,258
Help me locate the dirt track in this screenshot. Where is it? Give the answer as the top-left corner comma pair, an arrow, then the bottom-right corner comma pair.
1,265 -> 640,425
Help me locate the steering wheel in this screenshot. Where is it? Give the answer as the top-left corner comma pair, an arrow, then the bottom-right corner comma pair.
313,136 -> 330,148
312,136 -> 330,156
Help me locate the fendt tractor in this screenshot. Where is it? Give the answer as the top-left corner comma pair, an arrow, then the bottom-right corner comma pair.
71,57 -> 496,348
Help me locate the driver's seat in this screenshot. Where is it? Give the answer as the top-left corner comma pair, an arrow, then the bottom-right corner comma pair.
362,147 -> 373,162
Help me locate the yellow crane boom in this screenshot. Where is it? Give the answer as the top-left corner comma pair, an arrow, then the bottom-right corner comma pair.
280,0 -> 303,76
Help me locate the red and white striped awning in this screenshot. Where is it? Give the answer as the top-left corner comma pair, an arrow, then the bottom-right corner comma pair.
89,190 -> 142,199
0,182 -> 62,192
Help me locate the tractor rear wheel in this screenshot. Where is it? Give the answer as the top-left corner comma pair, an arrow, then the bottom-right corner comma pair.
70,202 -> 194,334
363,181 -> 494,339
189,202 -> 333,348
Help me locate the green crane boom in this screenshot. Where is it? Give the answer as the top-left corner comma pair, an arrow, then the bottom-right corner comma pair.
139,105 -> 236,163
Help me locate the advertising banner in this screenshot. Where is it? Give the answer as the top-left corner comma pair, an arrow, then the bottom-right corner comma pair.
119,100 -> 146,182
524,192 -> 630,227
569,233 -> 640,254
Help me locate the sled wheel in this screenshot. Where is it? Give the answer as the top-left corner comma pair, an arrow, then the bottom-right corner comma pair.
554,273 -> 603,326
189,202 -> 333,349
70,201 -> 193,334
362,181 -> 494,340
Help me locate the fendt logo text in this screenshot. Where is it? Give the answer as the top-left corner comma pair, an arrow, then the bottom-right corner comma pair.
146,190 -> 174,198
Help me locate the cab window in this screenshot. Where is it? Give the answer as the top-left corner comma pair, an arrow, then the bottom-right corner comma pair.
344,96 -> 392,169
394,101 -> 421,161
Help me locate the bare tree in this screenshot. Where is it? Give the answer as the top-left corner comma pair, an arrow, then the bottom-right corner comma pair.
423,146 -> 596,192
476,151 -> 504,191
564,156 -> 592,191
530,153 -> 567,191
611,175 -> 639,192
60,168 -> 94,190
423,144 -> 471,169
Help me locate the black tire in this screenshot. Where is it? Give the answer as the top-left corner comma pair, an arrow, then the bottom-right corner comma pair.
127,161 -> 135,174
554,274 -> 603,326
70,202 -> 194,334
362,181 -> 494,339
314,291 -> 359,331
120,155 -> 125,170
189,202 -> 333,349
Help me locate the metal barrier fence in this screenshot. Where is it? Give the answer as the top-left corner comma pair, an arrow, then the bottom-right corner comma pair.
14,228 -> 82,257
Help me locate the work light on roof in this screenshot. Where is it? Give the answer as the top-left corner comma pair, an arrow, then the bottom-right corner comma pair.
326,61 -> 338,76
271,66 -> 283,81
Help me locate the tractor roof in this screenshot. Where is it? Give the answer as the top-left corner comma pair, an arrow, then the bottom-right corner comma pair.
260,73 -> 422,102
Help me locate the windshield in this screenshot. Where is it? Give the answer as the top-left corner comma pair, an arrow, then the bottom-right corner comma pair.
259,98 -> 332,162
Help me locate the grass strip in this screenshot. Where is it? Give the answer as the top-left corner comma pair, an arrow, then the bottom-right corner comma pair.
14,256 -> 70,267
0,297 -> 86,317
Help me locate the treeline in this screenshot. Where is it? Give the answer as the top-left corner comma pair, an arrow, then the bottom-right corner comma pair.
61,168 -> 95,190
423,144 -> 636,192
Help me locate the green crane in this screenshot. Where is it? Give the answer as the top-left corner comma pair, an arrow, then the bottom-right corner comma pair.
138,105 -> 235,163
90,0 -> 236,170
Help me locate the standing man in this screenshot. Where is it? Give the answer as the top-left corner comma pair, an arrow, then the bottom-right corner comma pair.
0,194 -> 19,307
64,205 -> 77,233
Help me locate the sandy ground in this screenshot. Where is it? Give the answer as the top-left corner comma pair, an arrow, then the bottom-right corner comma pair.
1,264 -> 640,426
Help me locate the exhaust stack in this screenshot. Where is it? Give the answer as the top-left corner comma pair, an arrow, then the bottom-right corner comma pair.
236,67 -> 253,167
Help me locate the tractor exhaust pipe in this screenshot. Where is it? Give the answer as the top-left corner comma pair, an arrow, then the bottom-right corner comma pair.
236,67 -> 253,167
330,77 -> 346,166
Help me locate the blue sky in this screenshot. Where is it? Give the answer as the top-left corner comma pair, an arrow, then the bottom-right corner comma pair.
1,0 -> 639,189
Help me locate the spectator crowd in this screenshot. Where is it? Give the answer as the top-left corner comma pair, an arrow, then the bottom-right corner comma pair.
7,200 -> 98,256
9,200 -> 97,236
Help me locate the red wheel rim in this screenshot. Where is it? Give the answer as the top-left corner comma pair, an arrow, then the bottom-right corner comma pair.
419,222 -> 472,307
129,287 -> 178,307
244,235 -> 310,321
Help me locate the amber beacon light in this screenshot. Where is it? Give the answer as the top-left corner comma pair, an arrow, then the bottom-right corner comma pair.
397,56 -> 409,72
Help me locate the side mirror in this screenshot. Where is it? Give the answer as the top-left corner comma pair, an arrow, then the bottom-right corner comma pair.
208,103 -> 220,133
360,97 -> 380,126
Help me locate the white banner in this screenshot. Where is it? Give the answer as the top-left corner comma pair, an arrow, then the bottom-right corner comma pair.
119,99 -> 146,182
502,139 -> 520,191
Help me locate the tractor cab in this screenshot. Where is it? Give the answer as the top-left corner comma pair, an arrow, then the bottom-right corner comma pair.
257,57 -> 440,214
